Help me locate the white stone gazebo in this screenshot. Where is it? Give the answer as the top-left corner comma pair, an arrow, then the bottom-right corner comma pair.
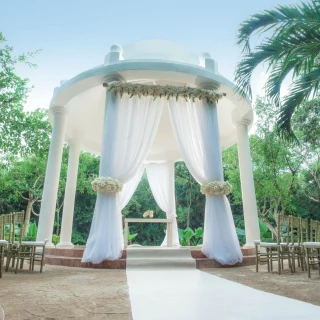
36,40 -> 260,265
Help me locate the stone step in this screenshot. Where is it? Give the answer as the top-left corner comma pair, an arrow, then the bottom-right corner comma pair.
126,258 -> 196,269
195,255 -> 256,269
127,247 -> 193,259
45,247 -> 255,258
45,255 -> 126,269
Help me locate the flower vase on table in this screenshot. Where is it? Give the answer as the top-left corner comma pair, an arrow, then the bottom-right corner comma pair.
143,210 -> 154,218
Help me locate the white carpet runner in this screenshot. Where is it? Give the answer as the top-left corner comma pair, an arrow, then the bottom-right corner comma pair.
126,247 -> 320,320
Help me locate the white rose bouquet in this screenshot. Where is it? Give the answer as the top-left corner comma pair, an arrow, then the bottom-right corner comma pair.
200,181 -> 232,196
91,177 -> 123,193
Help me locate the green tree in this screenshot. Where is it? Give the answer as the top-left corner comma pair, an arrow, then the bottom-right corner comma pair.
0,32 -> 40,156
223,98 -> 311,236
235,0 -> 320,136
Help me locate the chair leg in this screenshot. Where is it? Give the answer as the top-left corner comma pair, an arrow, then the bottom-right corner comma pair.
292,249 -> 296,273
5,254 -> 11,272
289,251 -> 293,273
0,247 -> 3,278
306,248 -> 311,279
318,249 -> 320,276
277,248 -> 281,275
255,245 -> 259,272
15,251 -> 20,274
32,247 -> 36,272
40,246 -> 46,273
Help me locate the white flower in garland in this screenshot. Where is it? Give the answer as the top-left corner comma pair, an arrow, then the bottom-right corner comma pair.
104,81 -> 226,104
91,177 -> 123,193
200,181 -> 232,196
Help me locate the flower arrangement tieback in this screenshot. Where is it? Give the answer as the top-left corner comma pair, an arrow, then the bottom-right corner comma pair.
200,181 -> 232,196
91,177 -> 123,193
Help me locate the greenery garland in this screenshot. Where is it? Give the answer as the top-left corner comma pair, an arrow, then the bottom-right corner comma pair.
104,81 -> 226,103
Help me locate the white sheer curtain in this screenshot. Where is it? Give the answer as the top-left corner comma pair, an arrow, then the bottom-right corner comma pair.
82,92 -> 163,263
169,98 -> 242,265
146,162 -> 180,247
119,165 -> 145,210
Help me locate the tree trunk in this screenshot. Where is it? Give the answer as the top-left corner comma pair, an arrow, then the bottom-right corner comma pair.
22,192 -> 33,238
260,216 -> 277,239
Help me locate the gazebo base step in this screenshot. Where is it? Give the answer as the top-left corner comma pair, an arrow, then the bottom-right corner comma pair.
44,247 -> 255,269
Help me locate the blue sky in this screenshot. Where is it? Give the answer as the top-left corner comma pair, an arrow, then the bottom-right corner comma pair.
2,0 -> 296,111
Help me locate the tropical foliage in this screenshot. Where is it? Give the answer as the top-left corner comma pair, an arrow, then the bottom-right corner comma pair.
235,0 -> 320,136
1,31 -> 320,248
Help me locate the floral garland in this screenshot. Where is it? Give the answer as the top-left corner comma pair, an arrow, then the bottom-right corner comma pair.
104,81 -> 226,103
91,177 -> 123,193
200,181 -> 232,196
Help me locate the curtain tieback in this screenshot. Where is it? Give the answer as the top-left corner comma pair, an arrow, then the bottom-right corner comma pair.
91,177 -> 124,193
200,181 -> 232,196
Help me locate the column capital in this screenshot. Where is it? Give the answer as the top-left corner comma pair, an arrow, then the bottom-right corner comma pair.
67,138 -> 82,147
195,78 -> 219,91
233,119 -> 251,128
103,73 -> 125,87
50,106 -> 67,115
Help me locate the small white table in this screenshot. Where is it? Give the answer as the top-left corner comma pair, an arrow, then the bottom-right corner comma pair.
124,218 -> 173,248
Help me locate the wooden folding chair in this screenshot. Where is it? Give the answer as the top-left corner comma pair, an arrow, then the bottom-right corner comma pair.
260,214 -> 292,274
303,220 -> 320,278
289,216 -> 301,273
0,240 -> 8,278
5,211 -> 24,271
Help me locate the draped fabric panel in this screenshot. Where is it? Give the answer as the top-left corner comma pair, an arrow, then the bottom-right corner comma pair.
82,92 -> 163,263
146,162 -> 180,247
168,98 -> 242,265
119,166 -> 145,210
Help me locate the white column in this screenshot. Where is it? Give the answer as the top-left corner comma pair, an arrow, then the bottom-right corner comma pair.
235,119 -> 260,246
57,140 -> 81,249
37,106 -> 67,247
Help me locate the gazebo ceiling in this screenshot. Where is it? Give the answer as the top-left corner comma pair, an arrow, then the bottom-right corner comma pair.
49,40 -> 253,161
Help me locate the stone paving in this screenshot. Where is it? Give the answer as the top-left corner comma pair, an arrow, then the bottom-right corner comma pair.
0,265 -> 132,320
203,263 -> 320,307
1,261 -> 320,319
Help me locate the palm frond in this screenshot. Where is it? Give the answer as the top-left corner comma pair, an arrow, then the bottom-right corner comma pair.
278,68 -> 320,137
235,0 -> 320,108
237,0 -> 320,52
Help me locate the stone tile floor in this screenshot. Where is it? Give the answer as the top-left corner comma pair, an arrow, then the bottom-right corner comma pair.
203,263 -> 320,307
1,262 -> 319,319
0,265 -> 132,319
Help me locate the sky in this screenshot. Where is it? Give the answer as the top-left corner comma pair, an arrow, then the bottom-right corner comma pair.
1,0 -> 297,111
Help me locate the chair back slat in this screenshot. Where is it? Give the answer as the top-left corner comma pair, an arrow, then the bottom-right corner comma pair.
276,214 -> 291,245
291,216 -> 300,244
316,221 -> 320,242
0,211 -> 25,243
11,211 -> 25,244
300,218 -> 309,243
310,219 -> 318,242
2,214 -> 13,242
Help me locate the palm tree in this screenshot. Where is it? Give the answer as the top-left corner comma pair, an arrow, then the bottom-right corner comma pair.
235,0 -> 320,137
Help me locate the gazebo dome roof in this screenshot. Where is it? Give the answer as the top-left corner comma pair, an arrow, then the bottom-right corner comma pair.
49,40 -> 253,161
107,40 -> 201,66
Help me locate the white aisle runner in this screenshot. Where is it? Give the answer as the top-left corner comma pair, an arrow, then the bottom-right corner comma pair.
126,247 -> 320,320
